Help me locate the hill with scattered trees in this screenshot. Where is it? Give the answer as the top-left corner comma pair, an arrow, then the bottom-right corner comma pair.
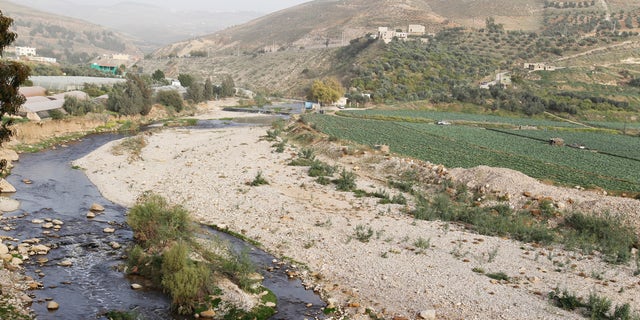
2,1 -> 141,64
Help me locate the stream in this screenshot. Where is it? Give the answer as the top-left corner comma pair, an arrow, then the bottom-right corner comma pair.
2,120 -> 325,319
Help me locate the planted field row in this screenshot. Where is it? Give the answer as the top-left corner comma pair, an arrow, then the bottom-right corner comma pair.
489,129 -> 640,161
338,110 -> 585,128
304,114 -> 640,193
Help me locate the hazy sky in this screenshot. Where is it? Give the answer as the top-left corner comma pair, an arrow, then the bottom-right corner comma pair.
76,0 -> 311,12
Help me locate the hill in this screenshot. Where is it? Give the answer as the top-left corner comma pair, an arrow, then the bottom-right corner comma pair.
11,0 -> 262,52
152,0 -> 565,57
140,0 -> 640,106
1,1 -> 144,64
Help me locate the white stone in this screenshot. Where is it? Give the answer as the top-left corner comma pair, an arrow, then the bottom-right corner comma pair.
58,259 -> 73,267
90,203 -> 105,212
103,228 -> 115,233
0,179 -> 16,193
32,244 -> 50,255
418,310 -> 436,320
11,257 -> 23,266
131,283 -> 143,290
47,301 -> 59,310
0,197 -> 20,212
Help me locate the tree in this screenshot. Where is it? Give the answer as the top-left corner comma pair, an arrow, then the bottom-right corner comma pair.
106,74 -> 152,115
485,17 -> 504,33
203,78 -> 214,101
0,11 -> 31,145
63,95 -> 102,116
186,82 -> 204,103
220,75 -> 235,97
308,77 -> 345,105
152,69 -> 165,82
177,73 -> 194,88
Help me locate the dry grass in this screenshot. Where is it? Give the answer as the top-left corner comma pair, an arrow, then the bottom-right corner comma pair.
11,115 -> 110,145
111,134 -> 148,162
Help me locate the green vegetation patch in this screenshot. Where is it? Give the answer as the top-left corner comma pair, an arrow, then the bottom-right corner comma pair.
303,114 -> 640,193
126,193 -> 272,316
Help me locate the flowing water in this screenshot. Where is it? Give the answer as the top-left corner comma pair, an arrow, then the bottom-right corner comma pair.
2,120 -> 325,319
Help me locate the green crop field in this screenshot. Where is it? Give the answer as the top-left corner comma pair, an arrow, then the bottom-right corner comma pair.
338,110 -> 586,128
304,113 -> 640,193
488,128 -> 640,161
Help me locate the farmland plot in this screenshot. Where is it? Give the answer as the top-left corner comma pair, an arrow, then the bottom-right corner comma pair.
304,114 -> 640,193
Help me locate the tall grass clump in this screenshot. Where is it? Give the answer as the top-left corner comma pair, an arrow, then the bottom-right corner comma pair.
111,134 -> 147,162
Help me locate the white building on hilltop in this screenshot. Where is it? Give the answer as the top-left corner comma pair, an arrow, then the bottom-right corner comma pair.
377,27 -> 409,43
15,46 -> 37,57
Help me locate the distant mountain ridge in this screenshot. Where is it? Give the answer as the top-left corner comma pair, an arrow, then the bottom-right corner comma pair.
152,0 -> 548,57
9,0 -> 263,51
153,0 -> 638,57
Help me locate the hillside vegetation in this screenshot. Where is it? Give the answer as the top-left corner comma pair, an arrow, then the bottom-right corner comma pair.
143,1 -> 640,113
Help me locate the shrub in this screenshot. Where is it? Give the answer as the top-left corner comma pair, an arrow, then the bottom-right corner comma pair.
155,90 -> 184,112
486,272 -> 509,281
107,75 -> 152,116
250,171 -> 269,186
562,212 -> 638,263
308,160 -> 335,177
219,249 -> 257,291
161,242 -> 212,314
354,224 -> 374,243
127,193 -> 192,248
588,293 -> 612,319
273,141 -> 286,153
548,288 -> 582,311
48,109 -> 65,120
334,168 -> 356,191
63,95 -> 102,116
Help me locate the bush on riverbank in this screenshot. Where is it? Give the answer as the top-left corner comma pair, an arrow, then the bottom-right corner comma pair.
125,193 -> 275,317
126,193 -> 211,314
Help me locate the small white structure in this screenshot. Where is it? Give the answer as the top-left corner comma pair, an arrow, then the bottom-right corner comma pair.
26,56 -> 57,64
15,46 -> 36,57
377,27 -> 409,43
111,53 -> 130,60
408,24 -> 426,35
523,63 -> 557,71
